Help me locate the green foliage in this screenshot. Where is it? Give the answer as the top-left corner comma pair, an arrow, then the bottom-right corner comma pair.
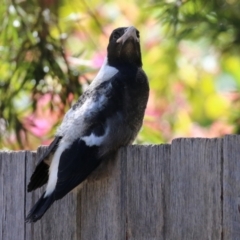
145,0 -> 240,141
151,0 -> 240,52
1,0 -> 240,149
0,0 -> 82,148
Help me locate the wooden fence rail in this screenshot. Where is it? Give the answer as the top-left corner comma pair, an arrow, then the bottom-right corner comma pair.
1,135 -> 240,240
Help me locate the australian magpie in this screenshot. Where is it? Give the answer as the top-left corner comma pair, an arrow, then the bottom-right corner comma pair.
26,26 -> 149,223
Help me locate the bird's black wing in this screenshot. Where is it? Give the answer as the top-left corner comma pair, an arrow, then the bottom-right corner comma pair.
27,136 -> 62,192
54,139 -> 102,200
53,73 -> 132,200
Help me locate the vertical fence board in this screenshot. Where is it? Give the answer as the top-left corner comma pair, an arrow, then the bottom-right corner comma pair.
166,138 -> 222,240
125,145 -> 170,240
223,135 -> 240,239
25,147 -> 79,240
0,151 -> 26,240
79,152 -> 125,240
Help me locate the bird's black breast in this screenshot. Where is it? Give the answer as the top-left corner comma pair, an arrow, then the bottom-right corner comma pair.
112,66 -> 149,132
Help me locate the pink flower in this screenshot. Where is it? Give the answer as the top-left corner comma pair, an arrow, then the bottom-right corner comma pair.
92,52 -> 105,68
23,93 -> 64,138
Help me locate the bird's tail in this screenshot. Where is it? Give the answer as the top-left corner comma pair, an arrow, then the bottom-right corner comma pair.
26,192 -> 55,223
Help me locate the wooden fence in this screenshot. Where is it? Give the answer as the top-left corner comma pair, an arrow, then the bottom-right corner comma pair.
1,135 -> 240,240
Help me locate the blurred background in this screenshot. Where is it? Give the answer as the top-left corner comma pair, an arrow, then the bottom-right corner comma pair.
1,0 -> 240,150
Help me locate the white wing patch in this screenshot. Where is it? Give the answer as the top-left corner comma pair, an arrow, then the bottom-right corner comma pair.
81,133 -> 106,146
44,141 -> 70,197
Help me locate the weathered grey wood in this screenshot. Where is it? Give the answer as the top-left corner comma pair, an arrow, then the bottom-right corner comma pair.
2,137 -> 240,239
25,147 -> 79,240
79,151 -> 125,240
124,145 -> 170,240
166,138 -> 222,240
0,151 -> 26,240
223,135 -> 240,240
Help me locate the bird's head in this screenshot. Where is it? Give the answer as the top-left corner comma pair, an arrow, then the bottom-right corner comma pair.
107,26 -> 142,68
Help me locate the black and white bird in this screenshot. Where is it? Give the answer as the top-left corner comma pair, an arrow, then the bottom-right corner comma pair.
26,26 -> 149,223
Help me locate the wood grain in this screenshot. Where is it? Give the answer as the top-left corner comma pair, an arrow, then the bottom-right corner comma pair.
124,145 -> 171,240
0,151 -> 26,240
79,151 -> 125,240
223,135 -> 240,240
166,138 -> 222,240
2,137 -> 240,239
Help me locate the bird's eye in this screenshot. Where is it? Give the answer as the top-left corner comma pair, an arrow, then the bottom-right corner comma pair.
136,31 -> 140,39
113,32 -> 120,40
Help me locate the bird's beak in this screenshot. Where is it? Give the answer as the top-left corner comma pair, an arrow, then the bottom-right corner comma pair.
116,26 -> 139,45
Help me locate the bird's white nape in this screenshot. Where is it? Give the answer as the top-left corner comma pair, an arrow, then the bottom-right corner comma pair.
44,141 -> 70,197
90,57 -> 118,87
